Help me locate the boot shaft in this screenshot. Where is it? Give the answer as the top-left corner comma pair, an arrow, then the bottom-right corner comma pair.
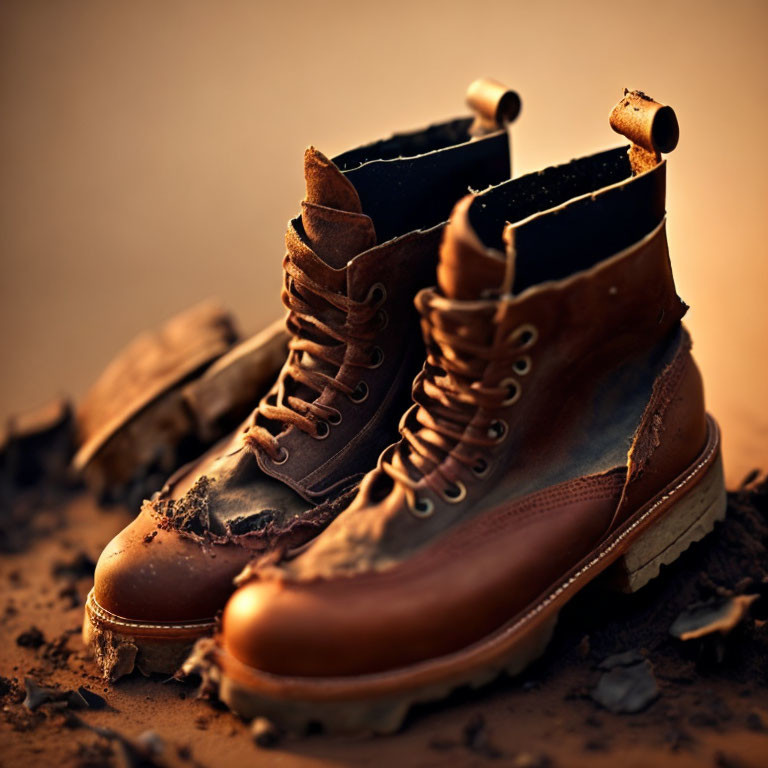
247,80 -> 519,503
284,89 -> 705,576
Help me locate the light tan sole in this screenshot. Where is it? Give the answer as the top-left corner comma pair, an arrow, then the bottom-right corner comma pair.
83,589 -> 215,680
203,416 -> 725,734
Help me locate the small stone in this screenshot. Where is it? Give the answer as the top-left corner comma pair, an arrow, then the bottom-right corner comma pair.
592,658 -> 659,714
22,677 -> 63,710
77,686 -> 107,709
251,717 -> 280,748
136,730 -> 165,757
16,627 -> 45,649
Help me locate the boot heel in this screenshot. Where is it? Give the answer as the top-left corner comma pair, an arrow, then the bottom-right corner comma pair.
606,450 -> 727,593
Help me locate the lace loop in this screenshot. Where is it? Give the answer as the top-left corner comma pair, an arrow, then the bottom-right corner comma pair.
382,298 -> 536,514
244,247 -> 387,460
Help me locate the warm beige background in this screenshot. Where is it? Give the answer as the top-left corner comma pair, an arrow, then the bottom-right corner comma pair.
1,0 -> 766,485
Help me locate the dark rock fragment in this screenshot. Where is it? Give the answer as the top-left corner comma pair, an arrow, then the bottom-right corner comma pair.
16,626 -> 45,648
23,677 -> 66,710
75,686 -> 107,709
591,654 -> 659,714
52,551 -> 96,581
462,713 -> 503,758
670,595 -> 758,640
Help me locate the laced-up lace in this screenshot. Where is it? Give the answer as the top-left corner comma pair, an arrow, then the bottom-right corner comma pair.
245,248 -> 386,461
380,292 -> 535,513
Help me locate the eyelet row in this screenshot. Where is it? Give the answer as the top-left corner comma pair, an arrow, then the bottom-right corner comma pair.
405,416 -> 510,519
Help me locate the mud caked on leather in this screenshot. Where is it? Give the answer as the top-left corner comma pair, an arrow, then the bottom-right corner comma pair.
83,79 -> 521,680
190,90 -> 727,736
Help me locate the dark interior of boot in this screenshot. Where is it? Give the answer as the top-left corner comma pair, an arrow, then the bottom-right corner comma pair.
468,146 -> 666,294
335,118 -> 511,244
333,117 -> 475,170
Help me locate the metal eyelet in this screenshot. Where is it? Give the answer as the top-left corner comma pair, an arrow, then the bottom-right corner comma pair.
441,481 -> 467,504
368,282 -> 387,305
509,323 -> 538,349
367,346 -> 384,369
349,381 -> 369,403
513,355 -> 532,376
499,377 -> 522,406
272,446 -> 289,465
472,457 -> 491,478
327,409 -> 343,425
313,421 -> 330,439
408,495 -> 435,518
487,419 -> 508,442
376,309 -> 389,330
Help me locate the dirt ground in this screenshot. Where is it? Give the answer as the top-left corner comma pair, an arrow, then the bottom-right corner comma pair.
1,476 -> 767,767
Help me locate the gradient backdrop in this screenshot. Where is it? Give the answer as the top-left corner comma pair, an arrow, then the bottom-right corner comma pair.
1,0 -> 766,485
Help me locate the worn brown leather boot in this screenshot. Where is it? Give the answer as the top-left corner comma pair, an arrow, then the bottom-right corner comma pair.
192,91 -> 726,733
83,80 -> 520,679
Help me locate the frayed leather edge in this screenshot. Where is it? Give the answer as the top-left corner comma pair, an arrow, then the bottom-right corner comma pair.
235,487 -> 359,585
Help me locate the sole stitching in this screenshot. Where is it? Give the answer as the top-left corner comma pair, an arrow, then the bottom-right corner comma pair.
86,591 -> 215,633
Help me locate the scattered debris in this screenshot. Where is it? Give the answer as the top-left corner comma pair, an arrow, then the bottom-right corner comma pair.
251,717 -> 280,748
16,626 -> 45,649
52,551 -> 96,580
462,713 -> 503,759
591,652 -> 659,714
75,686 -> 108,710
670,595 -> 759,641
23,677 -> 67,710
135,730 -> 166,757
22,677 -> 108,713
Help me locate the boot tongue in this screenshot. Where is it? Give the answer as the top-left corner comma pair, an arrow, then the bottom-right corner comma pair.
437,195 -> 511,300
301,147 -> 376,268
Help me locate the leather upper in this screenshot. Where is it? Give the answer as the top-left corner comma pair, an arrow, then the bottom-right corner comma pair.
220,143 -> 710,677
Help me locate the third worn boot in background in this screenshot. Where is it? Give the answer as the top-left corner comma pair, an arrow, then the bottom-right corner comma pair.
84,79 -> 520,679
199,90 -> 726,733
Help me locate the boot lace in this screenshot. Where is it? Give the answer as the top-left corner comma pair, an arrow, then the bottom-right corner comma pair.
244,247 -> 386,461
380,292 -> 536,516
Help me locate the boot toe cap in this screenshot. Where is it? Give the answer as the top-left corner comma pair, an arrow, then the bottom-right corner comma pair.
93,512 -> 253,624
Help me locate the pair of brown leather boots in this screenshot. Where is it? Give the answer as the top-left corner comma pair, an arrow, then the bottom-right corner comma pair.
84,80 -> 726,735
